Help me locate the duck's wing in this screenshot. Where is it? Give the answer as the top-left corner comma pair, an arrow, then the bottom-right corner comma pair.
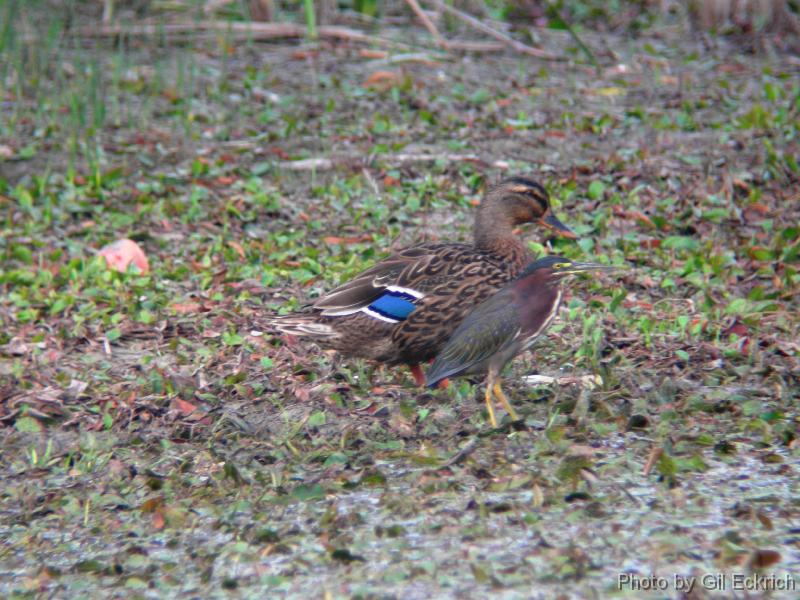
313,244 -> 468,317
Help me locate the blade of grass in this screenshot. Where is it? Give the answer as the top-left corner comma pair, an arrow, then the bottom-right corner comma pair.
546,0 -> 598,71
303,0 -> 317,41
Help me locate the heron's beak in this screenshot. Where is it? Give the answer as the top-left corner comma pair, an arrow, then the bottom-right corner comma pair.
538,213 -> 577,239
562,261 -> 620,275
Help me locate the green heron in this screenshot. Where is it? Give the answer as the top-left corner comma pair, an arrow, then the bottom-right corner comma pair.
426,256 -> 616,427
267,177 -> 575,386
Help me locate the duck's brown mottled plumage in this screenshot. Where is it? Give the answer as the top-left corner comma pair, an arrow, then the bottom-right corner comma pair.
267,177 -> 575,383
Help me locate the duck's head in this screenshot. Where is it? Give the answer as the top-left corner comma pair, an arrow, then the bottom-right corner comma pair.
476,177 -> 576,240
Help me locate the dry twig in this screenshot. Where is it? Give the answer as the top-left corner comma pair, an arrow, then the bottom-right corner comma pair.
404,0 -> 447,48
78,20 -> 406,49
279,153 -> 510,171
428,0 -> 560,60
445,437 -> 480,466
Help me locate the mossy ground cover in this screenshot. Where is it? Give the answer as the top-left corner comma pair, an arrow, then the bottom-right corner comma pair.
1,3 -> 799,598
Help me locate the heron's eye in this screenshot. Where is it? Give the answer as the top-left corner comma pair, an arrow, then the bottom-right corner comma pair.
552,262 -> 572,270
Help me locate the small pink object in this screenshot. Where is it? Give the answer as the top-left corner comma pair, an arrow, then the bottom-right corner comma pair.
98,238 -> 150,274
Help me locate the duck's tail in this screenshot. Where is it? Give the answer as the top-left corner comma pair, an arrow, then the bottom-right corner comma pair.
265,314 -> 340,340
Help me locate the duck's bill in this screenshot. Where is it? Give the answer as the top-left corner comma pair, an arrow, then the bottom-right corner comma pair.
539,213 -> 577,239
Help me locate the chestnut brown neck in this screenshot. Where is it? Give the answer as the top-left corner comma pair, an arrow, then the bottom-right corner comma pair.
515,271 -> 562,337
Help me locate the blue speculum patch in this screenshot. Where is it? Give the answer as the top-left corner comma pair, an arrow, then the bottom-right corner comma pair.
366,290 -> 419,321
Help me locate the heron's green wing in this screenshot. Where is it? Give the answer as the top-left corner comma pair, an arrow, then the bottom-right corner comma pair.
426,289 -> 520,386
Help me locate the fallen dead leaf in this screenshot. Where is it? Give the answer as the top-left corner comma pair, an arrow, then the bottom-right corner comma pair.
172,398 -> 201,418
171,302 -> 201,314
293,385 -> 311,403
152,510 -> 165,530
629,210 -> 656,229
269,146 -> 290,160
747,549 -> 781,569
140,496 -> 163,513
292,49 -> 319,60
228,240 -> 246,259
359,49 -> 388,59
98,239 -> 149,274
322,234 -> 373,245
363,70 -> 403,90
643,446 -> 663,476
591,86 -> 625,97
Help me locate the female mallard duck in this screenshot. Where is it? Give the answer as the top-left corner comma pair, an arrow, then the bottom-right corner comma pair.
268,177 -> 575,385
426,256 -> 617,427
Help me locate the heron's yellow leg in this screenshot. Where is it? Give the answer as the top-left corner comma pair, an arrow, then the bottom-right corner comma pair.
493,380 -> 520,422
484,385 -> 498,428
